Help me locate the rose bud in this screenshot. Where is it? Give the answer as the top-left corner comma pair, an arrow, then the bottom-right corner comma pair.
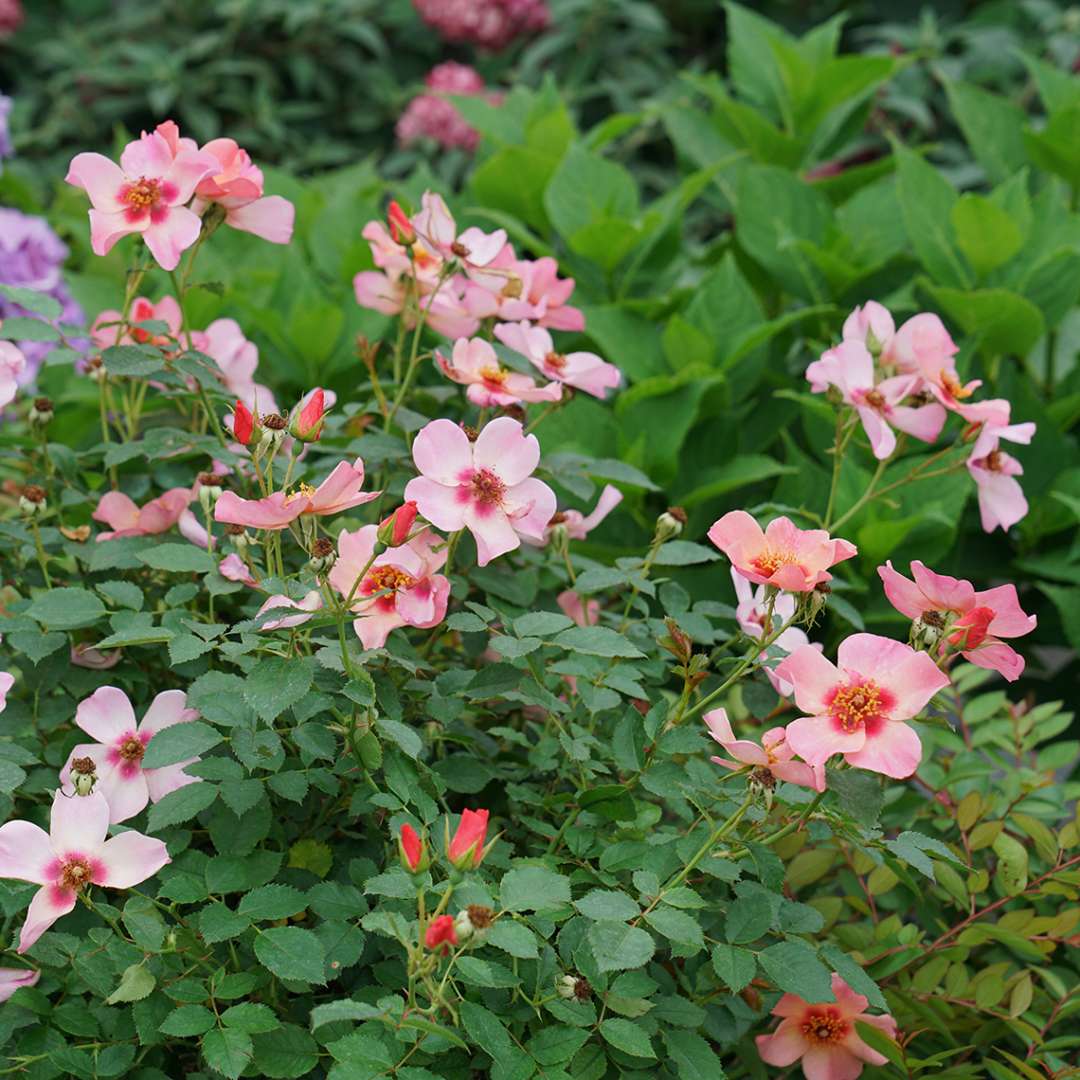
388,200 -> 416,247
446,808 -> 491,871
377,501 -> 418,548
232,400 -> 257,446
424,914 -> 457,954
399,822 -> 429,874
290,388 -> 327,443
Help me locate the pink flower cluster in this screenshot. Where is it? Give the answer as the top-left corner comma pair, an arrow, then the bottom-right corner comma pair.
66,119 -> 293,271
396,63 -> 500,153
707,511 -> 1036,784
807,302 -> 1036,532
412,0 -> 549,50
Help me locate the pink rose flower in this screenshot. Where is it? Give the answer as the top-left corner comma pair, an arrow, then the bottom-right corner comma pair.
777,633 -> 950,779
704,708 -> 824,792
0,789 -> 170,952
552,484 -> 623,542
200,317 -> 277,413
504,256 -> 584,331
414,191 -> 506,270
396,63 -> 494,153
0,967 -> 40,1002
842,301 -> 895,353
90,295 -> 182,350
755,972 -> 898,1080
65,129 -> 217,271
966,420 -> 1036,533
328,525 -> 451,649
59,687 -> 202,823
436,336 -> 562,407
93,488 -> 192,541
256,590 -> 323,631
494,321 -> 620,399
708,511 -> 857,592
214,458 -> 379,531
219,552 -> 256,586
805,340 -> 945,459
557,590 -> 599,627
0,338 -> 26,408
878,560 -> 1036,681
404,417 -> 556,566
353,271 -> 480,340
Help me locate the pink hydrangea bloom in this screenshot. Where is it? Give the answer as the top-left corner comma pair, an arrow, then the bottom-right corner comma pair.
414,191 -> 506,270
412,0 -> 549,50
93,488 -> 192,541
256,590 -> 323,631
397,63 -> 494,153
777,634 -> 950,779
59,687 -> 202,823
215,458 -> 379,531
436,336 -> 562,407
494,321 -> 620,399
708,511 -> 857,592
878,560 -> 1036,681
0,338 -> 26,408
65,130 -> 217,271
704,708 -> 824,792
404,417 -> 556,566
966,420 -> 1036,533
805,340 -> 945,459
0,789 -> 170,952
756,972 -> 898,1080
0,967 -> 40,1002
329,525 -> 451,649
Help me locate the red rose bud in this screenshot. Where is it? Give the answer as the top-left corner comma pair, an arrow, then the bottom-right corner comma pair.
378,500 -> 418,547
447,807 -> 490,870
399,822 -> 428,874
424,914 -> 457,953
233,400 -> 256,446
291,388 -> 326,442
388,200 -> 416,246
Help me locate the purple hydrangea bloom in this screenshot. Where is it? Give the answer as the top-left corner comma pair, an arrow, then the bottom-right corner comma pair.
0,208 -> 86,382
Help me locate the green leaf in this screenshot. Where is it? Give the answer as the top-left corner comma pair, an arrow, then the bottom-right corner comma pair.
142,721 -> 223,768
28,587 -> 106,630
819,943 -> 887,1010
527,1025 -> 591,1066
588,921 -> 656,972
105,963 -> 156,1004
251,1024 -> 320,1079
239,885 -> 307,921
0,284 -> 63,319
146,782 -> 218,831
757,940 -> 834,1001
513,611 -> 574,637
137,544 -> 218,573
574,889 -> 641,922
922,284 -> 1044,358
725,896 -> 773,944
651,541 -> 720,566
198,902 -> 251,944
244,657 -> 315,722
951,194 -> 1023,277
992,831 -> 1029,896
201,1027 -> 254,1080
376,716 -> 422,759
254,927 -> 327,984
599,1017 -> 656,1060
644,906 -> 705,952
826,768 -> 883,829
221,1003 -> 280,1034
663,1029 -> 728,1079
499,866 -> 571,912
544,143 -> 639,240
944,81 -> 1029,185
552,625 -> 645,659
712,944 -> 757,993
161,1004 -> 216,1036
487,920 -> 539,959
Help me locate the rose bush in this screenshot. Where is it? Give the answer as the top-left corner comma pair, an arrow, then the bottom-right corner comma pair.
1,6 -> 1079,1080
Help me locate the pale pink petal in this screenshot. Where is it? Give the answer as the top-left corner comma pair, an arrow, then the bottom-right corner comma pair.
328,525 -> 379,600
18,887 -> 77,953
890,402 -> 947,444
772,760 -> 827,792
144,762 -> 200,803
557,590 -> 598,627
846,720 -> 922,778
785,714 -> 866,765
354,609 -> 406,650
458,226 -> 507,267
142,207 -> 203,272
93,492 -> 141,533
964,642 -> 1025,682
0,821 -> 53,884
774,646 -> 841,716
831,973 -> 870,1016
707,510 -> 765,570
0,968 -> 41,1002
463,504 -> 520,566
119,131 -> 173,178
974,584 -> 1036,638
404,476 -> 469,533
65,153 -> 128,211
257,590 -> 323,630
412,418 -> 473,485
856,405 -> 896,460
971,464 -> 1028,533
354,271 -> 404,316
76,686 -> 137,745
49,789 -> 110,855
396,575 -> 450,628
755,1020 -> 807,1067
843,301 -> 894,347
473,417 -> 540,486
802,1045 -> 864,1080
162,149 -> 218,204
226,195 -> 295,244
97,832 -> 170,888
95,769 -> 152,824
215,490 -> 301,530
139,690 -> 196,738
578,485 -> 623,535
88,209 -> 142,257
703,709 -> 770,765
908,560 -> 974,612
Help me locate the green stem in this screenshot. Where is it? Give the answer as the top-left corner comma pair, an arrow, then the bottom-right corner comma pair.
30,520 -> 52,587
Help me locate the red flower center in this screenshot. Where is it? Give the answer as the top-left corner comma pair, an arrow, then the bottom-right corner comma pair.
471,467 -> 506,507
119,736 -> 145,762
830,681 -> 883,732
802,1007 -> 848,1044
60,857 -> 94,891
122,177 -> 162,211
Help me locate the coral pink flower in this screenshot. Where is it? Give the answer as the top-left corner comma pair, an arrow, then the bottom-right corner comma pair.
878,560 -> 1036,681
704,709 -> 824,792
90,295 -> 183,349
842,301 -> 895,353
436,337 -> 562,407
0,968 -> 40,1002
551,484 -> 623,542
405,418 -> 556,566
0,789 -> 170,952
93,488 -> 192,541
353,270 -> 480,340
425,914 -> 458,952
256,591 -> 323,631
777,634 -> 950,779
329,526 -> 450,649
494,321 -> 620,399
558,590 -> 599,628
708,511 -> 857,592
966,420 -> 1035,533
756,972 -> 898,1080
0,339 -> 26,408
415,192 -> 506,270
59,687 -> 202,823
448,808 -> 490,869
399,823 -> 427,873
219,552 -> 256,586
501,256 -> 584,331
190,137 -> 294,244
215,458 -> 379,531
805,340 -> 945,459
65,130 -> 217,271
70,645 -> 122,670
200,317 -> 277,413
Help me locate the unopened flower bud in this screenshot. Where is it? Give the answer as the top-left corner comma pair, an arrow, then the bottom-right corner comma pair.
398,823 -> 429,875
799,582 -> 829,625
309,536 -> 336,573
388,200 -> 416,246
911,610 -> 945,650
29,397 -> 53,427
258,412 -> 288,454
232,400 -> 259,447
547,512 -> 569,554
654,506 -> 686,543
557,974 -> 579,999
197,472 -> 224,514
660,617 -> 693,665
70,756 -> 98,796
378,501 -> 418,547
20,484 -> 46,518
290,389 -> 327,443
